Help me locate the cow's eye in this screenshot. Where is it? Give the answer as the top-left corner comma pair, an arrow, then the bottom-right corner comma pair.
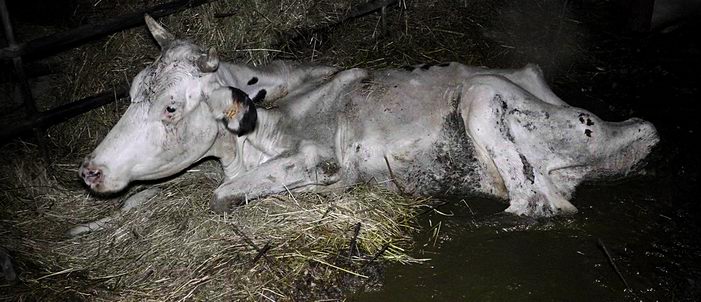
166,106 -> 177,113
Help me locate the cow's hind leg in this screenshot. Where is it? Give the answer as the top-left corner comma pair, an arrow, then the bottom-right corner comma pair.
460,75 -> 578,216
502,64 -> 568,107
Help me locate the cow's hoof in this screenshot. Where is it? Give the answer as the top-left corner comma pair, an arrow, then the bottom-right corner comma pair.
210,194 -> 244,214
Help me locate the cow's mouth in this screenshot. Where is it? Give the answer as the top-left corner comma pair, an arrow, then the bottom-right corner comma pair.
79,160 -> 129,193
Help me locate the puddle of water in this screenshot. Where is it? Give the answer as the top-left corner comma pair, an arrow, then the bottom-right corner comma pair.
354,177 -> 700,301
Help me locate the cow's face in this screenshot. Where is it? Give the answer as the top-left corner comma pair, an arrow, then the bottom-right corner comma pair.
79,15 -> 229,193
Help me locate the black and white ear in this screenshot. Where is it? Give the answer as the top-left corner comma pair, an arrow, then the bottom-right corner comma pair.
144,14 -> 174,48
218,88 -> 257,136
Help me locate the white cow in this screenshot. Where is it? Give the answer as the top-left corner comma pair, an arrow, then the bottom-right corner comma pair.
79,15 -> 659,217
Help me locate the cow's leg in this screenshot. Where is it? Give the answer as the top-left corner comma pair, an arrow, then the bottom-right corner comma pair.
460,75 -> 579,216
66,187 -> 161,237
458,64 -> 567,107
502,64 -> 568,107
460,74 -> 657,216
210,143 -> 340,213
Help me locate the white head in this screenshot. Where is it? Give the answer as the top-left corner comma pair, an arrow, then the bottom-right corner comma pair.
79,15 -> 250,193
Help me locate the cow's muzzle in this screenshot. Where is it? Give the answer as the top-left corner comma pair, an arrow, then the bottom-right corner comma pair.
79,157 -> 105,188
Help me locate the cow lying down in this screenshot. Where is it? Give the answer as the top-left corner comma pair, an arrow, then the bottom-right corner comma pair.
78,15 -> 659,218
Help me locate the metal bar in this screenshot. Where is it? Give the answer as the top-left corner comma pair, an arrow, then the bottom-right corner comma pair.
0,0 -> 213,142
347,0 -> 398,20
1,0 -> 37,115
10,57 -> 37,115
0,88 -> 129,143
0,0 -> 215,60
0,0 -> 16,44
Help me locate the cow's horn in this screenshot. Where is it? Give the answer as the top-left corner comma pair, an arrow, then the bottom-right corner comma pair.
144,14 -> 174,48
198,47 -> 219,73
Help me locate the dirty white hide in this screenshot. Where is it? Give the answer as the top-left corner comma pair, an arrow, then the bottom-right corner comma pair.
79,15 -> 659,221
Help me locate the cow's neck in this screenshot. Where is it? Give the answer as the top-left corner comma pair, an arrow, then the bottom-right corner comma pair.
208,109 -> 292,180
243,109 -> 292,156
205,123 -> 239,178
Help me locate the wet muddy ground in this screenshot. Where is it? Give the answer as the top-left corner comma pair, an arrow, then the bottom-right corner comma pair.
344,2 -> 701,301
355,178 -> 700,301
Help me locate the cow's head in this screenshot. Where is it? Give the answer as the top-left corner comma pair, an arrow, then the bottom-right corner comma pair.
79,15 -> 251,193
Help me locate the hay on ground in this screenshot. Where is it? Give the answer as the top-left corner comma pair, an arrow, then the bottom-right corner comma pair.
1,155 -> 426,300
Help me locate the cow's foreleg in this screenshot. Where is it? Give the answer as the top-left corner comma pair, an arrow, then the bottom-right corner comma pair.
66,187 -> 161,237
210,143 -> 340,213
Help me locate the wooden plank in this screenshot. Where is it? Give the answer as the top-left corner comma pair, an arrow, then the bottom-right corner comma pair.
1,0 -> 37,115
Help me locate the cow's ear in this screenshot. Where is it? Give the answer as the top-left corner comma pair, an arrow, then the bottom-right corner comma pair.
204,87 -> 257,136
128,69 -> 149,103
227,87 -> 258,136
144,14 -> 174,49
205,87 -> 233,119
224,88 -> 257,136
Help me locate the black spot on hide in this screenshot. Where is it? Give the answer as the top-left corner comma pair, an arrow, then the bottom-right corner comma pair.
585,129 -> 592,137
229,87 -> 258,137
586,118 -> 594,126
519,154 -> 535,184
493,95 -> 515,143
237,106 -> 257,137
578,112 -> 591,124
247,77 -> 259,85
252,89 -> 266,103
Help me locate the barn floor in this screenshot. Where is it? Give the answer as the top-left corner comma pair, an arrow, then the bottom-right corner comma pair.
2,0 -> 700,301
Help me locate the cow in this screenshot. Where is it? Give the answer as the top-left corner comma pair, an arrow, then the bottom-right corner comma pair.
78,15 -> 659,218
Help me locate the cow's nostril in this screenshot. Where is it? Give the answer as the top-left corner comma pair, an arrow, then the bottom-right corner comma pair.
80,162 -> 104,186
